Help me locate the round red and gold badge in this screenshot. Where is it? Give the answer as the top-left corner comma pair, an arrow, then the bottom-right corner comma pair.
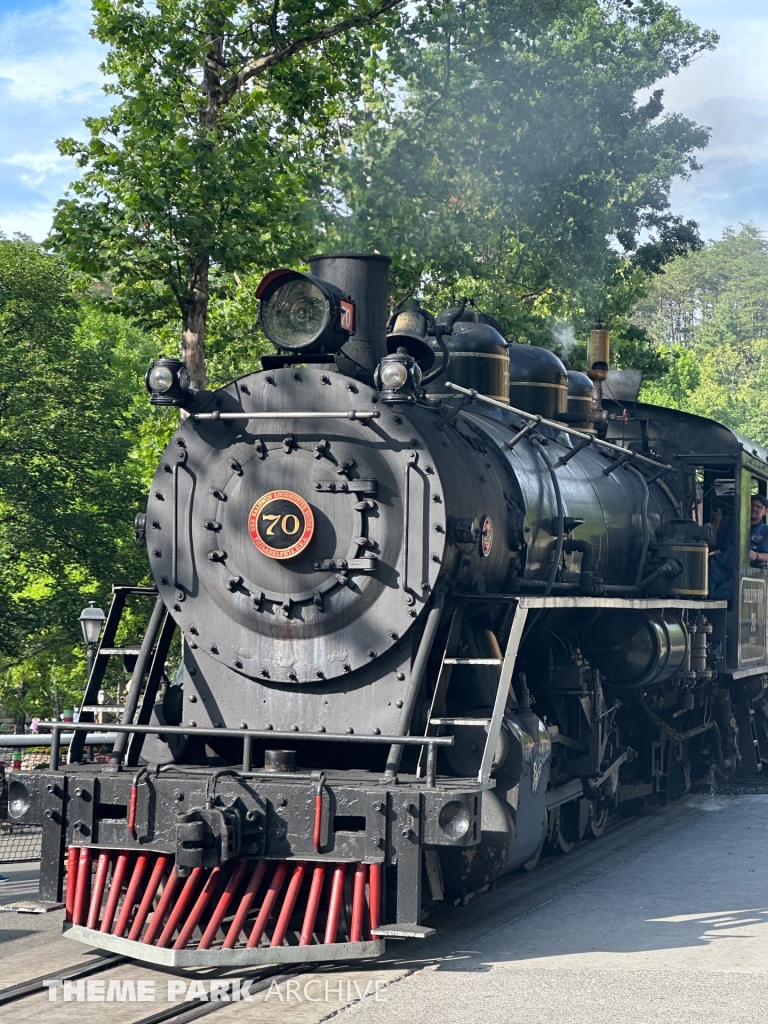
248,490 -> 315,559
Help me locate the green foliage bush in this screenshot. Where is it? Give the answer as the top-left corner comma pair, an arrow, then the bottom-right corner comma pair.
0,240 -> 156,722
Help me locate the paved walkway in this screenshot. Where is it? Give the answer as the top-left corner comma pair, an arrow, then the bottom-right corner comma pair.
334,794 -> 768,1024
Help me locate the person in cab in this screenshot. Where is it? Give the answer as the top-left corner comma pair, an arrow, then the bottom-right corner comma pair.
709,494 -> 768,600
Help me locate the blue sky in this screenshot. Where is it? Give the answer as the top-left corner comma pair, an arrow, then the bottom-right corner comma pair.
0,0 -> 766,243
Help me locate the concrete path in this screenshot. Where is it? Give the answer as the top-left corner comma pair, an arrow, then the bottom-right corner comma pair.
333,794 -> 768,1024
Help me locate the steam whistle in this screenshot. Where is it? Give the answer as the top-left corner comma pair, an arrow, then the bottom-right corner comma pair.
587,319 -> 610,423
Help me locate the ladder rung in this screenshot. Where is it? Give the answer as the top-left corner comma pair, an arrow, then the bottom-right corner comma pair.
98,646 -> 145,656
443,658 -> 503,666
112,586 -> 159,595
430,717 -> 492,727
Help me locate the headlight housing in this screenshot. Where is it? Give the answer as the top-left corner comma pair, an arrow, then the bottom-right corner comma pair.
256,269 -> 354,354
147,365 -> 174,392
380,360 -> 409,390
145,357 -> 193,407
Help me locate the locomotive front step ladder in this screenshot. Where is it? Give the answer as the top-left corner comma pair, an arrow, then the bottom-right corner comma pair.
70,586 -> 176,766
419,602 -> 529,783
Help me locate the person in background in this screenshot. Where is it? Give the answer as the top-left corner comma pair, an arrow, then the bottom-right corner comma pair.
709,494 -> 768,600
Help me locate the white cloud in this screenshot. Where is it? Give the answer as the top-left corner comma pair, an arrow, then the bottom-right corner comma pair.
0,0 -> 107,241
1,0 -> 105,104
655,0 -> 768,238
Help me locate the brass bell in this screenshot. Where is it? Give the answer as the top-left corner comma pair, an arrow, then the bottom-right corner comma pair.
386,304 -> 436,370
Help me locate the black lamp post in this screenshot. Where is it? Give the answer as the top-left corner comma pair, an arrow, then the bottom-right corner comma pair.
79,601 -> 105,682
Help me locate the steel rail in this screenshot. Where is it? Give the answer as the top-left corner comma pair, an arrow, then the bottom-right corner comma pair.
35,720 -> 454,770
0,732 -> 115,747
36,721 -> 454,745
193,411 -> 380,421
0,953 -> 126,1007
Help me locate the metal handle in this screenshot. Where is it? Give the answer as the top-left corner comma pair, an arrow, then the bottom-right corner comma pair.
402,451 -> 419,595
172,449 -> 186,588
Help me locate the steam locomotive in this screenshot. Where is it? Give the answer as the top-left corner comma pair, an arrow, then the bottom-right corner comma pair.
9,253 -> 768,967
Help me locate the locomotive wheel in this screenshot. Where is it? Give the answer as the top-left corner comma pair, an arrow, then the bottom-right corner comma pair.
586,799 -> 609,839
549,802 -> 579,855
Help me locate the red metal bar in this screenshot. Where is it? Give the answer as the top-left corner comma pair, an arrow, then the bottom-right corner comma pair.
141,868 -> 180,945
299,864 -> 326,946
156,867 -> 203,948
65,847 -> 79,922
127,784 -> 138,841
87,852 -> 111,930
350,862 -> 367,943
368,862 -> 382,933
222,861 -> 267,949
313,795 -> 323,853
128,855 -> 170,942
100,852 -> 129,934
246,862 -> 288,949
270,862 -> 306,948
198,859 -> 248,950
113,852 -> 150,937
323,863 -> 347,944
72,847 -> 92,927
173,867 -> 221,950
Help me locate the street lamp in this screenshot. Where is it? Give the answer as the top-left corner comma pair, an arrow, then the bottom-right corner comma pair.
79,601 -> 105,681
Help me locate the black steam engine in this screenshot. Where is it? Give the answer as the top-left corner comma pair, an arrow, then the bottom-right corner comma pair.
10,254 -> 768,966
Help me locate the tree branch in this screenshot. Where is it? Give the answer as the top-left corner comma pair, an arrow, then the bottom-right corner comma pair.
221,0 -> 405,104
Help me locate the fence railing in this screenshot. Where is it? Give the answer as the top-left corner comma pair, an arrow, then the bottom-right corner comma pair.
0,748 -> 49,863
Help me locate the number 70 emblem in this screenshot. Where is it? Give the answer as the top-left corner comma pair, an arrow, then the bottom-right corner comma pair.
248,490 -> 315,559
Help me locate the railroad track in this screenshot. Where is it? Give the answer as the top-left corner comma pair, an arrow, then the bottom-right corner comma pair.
0,950 -> 325,1023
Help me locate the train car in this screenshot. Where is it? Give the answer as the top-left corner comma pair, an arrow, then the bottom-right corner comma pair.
8,253 -> 768,967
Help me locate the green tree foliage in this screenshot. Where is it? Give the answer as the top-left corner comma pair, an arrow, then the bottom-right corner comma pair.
638,226 -> 768,442
50,1 -> 715,389
324,0 -> 716,353
50,0 -> 408,388
0,240 -> 154,722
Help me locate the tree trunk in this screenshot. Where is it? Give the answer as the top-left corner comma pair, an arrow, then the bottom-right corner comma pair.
178,31 -> 222,390
181,256 -> 210,390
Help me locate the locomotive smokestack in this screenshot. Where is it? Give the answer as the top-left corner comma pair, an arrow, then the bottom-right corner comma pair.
309,253 -> 391,373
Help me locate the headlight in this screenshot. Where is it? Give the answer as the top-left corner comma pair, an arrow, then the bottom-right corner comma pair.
380,361 -> 409,390
262,277 -> 329,350
147,365 -> 174,392
256,269 -> 354,354
438,800 -> 470,839
145,357 -> 193,407
8,779 -> 30,819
